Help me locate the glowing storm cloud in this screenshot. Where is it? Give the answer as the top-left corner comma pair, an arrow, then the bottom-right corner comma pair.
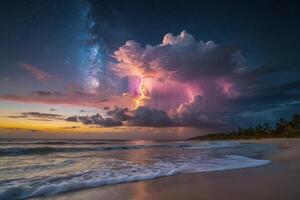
111,30 -> 244,113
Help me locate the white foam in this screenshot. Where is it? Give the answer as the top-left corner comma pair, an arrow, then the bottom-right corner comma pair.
1,155 -> 271,199
179,155 -> 271,173
0,141 -> 274,199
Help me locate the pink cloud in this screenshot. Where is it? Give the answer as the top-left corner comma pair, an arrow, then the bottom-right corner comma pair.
0,90 -> 132,109
17,62 -> 57,82
110,31 -> 244,112
217,78 -> 240,98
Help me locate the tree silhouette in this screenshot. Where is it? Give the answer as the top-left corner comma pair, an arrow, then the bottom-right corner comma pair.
192,113 -> 300,140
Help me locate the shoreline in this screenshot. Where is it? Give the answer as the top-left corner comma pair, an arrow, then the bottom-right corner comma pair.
36,138 -> 300,200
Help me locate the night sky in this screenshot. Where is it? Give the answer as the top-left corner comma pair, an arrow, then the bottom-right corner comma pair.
0,0 -> 300,139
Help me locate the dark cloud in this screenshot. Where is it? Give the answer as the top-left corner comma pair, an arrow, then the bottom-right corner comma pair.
32,90 -> 62,96
103,106 -> 110,110
65,113 -> 122,127
65,95 -> 229,128
0,127 -> 41,133
22,112 -> 63,118
7,112 -> 65,121
97,99 -> 108,102
235,63 -> 298,82
60,126 -> 80,129
128,106 -> 173,127
66,107 -> 174,128
28,118 -> 53,121
107,106 -> 130,121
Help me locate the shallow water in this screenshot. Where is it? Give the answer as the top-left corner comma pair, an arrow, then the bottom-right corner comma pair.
0,139 -> 277,199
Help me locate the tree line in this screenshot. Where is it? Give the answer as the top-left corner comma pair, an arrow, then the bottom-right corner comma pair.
190,113 -> 300,140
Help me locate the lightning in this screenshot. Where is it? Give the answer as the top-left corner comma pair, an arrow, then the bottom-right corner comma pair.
134,76 -> 150,109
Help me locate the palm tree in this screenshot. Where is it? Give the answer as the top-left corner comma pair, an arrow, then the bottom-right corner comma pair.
276,118 -> 288,134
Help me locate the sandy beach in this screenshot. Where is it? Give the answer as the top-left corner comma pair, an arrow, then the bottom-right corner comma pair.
36,138 -> 300,200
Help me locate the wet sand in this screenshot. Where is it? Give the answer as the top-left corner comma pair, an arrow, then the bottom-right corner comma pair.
38,138 -> 300,200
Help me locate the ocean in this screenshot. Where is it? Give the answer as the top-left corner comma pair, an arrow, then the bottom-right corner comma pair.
0,139 -> 277,199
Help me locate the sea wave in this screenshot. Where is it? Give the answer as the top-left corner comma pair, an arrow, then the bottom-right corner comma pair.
0,141 -> 242,156
0,145 -> 157,156
0,155 -> 270,199
0,141 -> 243,156
179,141 -> 240,149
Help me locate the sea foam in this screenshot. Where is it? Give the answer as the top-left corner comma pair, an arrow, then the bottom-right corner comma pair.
0,140 -> 275,199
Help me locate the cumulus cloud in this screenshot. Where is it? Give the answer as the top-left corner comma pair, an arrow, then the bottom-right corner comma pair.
112,30 -> 245,81
109,30 -> 300,128
110,30 -> 245,116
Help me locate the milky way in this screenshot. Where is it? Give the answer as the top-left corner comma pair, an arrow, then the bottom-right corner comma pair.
79,1 -> 104,94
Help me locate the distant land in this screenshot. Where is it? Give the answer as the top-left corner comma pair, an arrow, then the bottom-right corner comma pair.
189,113 -> 300,140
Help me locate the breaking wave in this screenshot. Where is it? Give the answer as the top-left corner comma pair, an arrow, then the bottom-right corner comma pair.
0,140 -> 276,199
